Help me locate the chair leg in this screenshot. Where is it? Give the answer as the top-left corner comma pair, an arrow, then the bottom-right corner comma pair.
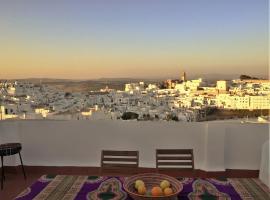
1,156 -> 4,190
2,158 -> 5,181
18,152 -> 26,180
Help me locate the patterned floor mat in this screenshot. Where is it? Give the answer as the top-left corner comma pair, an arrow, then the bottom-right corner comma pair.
15,175 -> 270,200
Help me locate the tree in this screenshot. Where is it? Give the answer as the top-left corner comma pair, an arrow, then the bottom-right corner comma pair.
172,116 -> 179,121
65,92 -> 72,98
121,112 -> 139,120
166,114 -> 179,121
142,113 -> 151,120
240,75 -> 258,80
205,107 -> 218,115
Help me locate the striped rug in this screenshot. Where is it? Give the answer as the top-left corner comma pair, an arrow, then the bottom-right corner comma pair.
15,175 -> 270,200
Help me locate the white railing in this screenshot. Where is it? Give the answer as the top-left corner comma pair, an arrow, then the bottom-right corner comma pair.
0,120 -> 269,172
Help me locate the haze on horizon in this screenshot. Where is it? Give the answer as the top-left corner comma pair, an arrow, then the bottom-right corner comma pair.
0,0 -> 268,79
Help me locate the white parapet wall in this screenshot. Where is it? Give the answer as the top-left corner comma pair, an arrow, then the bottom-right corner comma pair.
260,140 -> 269,187
0,120 -> 269,172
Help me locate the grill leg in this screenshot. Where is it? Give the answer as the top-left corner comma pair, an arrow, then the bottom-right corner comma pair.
18,152 -> 26,180
1,156 -> 3,190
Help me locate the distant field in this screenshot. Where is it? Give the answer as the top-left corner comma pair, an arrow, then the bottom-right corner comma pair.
46,80 -> 126,92
42,79 -> 157,93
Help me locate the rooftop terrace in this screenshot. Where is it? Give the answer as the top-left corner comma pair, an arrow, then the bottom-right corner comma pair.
0,120 -> 269,199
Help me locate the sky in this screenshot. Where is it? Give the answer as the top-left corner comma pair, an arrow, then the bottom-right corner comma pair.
0,0 -> 268,79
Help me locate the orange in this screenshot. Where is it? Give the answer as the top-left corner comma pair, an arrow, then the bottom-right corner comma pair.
137,185 -> 147,195
164,187 -> 173,196
151,186 -> 163,196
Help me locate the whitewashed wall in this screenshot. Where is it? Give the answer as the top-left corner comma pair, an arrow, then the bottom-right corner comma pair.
0,120 -> 269,172
260,140 -> 269,187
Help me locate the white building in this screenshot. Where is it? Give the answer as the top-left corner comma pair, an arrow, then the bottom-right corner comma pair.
35,108 -> 50,118
146,84 -> 158,90
249,95 -> 270,110
216,80 -> 228,91
175,78 -> 203,92
125,82 -> 145,92
216,94 -> 270,110
0,105 -> 18,120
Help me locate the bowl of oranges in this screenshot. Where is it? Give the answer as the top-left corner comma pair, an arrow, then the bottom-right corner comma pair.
123,173 -> 183,200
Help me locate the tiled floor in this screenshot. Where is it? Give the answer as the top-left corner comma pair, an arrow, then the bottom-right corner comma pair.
0,173 -> 42,200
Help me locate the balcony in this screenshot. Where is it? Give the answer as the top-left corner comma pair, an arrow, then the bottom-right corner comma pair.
0,120 -> 269,199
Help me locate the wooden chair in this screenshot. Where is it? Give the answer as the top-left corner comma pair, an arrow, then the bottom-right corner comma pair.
100,150 -> 139,175
156,149 -> 194,175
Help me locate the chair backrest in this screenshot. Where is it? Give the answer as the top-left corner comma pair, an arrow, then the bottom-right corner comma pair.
156,149 -> 194,170
101,150 -> 139,170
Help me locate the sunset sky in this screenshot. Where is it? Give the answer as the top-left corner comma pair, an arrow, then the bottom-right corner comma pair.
0,0 -> 268,79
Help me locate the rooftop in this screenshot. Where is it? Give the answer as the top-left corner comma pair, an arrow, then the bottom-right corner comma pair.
0,120 -> 269,199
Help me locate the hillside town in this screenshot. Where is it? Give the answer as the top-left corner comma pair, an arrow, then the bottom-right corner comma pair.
0,73 -> 269,122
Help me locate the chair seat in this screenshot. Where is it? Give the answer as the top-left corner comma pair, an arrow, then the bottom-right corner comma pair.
0,143 -> 22,156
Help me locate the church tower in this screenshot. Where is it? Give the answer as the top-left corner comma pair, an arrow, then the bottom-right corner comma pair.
181,71 -> 186,82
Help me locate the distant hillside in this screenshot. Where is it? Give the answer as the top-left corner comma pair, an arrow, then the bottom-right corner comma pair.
3,73 -> 268,83
44,79 -> 154,93
4,78 -> 76,83
2,73 -> 268,92
2,77 -> 159,92
45,80 -> 125,92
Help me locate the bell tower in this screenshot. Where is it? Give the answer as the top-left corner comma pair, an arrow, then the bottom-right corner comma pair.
181,71 -> 186,82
